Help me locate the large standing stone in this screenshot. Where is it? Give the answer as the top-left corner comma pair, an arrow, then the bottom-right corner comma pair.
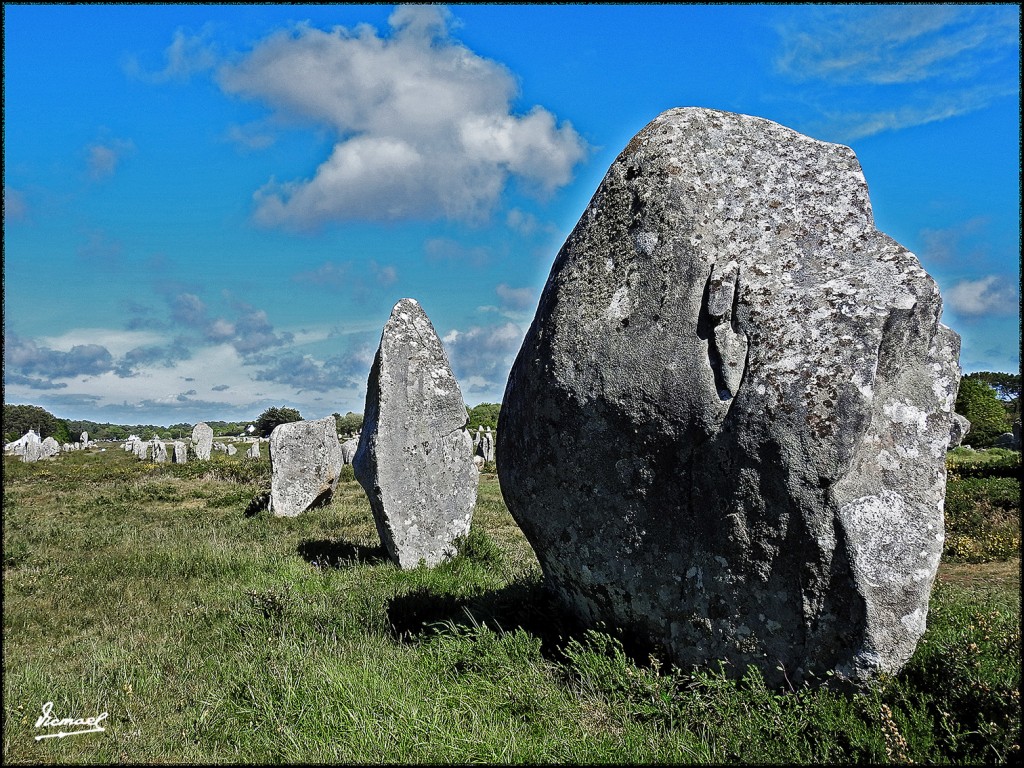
192,423 -> 214,461
41,437 -> 60,458
340,436 -> 360,465
949,413 -> 971,449
247,442 -> 261,459
151,439 -> 168,463
9,430 -> 43,462
353,298 -> 479,568
498,107 -> 961,687
268,416 -> 344,517
173,441 -> 188,464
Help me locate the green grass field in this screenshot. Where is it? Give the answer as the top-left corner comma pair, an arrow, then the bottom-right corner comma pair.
2,447 -> 1020,763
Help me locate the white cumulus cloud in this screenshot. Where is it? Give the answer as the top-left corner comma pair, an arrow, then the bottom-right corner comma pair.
217,5 -> 588,228
945,275 -> 1019,317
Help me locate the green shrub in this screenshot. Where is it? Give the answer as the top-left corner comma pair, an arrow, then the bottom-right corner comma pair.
947,447 -> 1021,478
944,475 -> 1020,562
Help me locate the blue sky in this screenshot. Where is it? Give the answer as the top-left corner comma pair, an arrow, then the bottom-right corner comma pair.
4,4 -> 1020,425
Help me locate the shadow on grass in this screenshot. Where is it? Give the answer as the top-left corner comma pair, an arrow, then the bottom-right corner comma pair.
297,538 -> 389,567
243,491 -> 270,517
387,578 -> 590,658
245,488 -> 336,518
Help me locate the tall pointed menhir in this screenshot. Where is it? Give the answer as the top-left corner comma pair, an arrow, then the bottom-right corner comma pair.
354,298 -> 479,568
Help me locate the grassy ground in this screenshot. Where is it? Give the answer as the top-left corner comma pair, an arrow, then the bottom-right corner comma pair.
2,447 -> 1020,764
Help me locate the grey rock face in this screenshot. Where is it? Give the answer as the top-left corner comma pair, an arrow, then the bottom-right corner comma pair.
152,439 -> 168,463
498,107 -> 961,687
173,441 -> 188,464
340,437 -> 360,465
225,443 -> 237,456
949,413 -> 971,448
247,442 -> 261,459
192,423 -> 214,461
354,298 -> 479,569
993,426 -> 1021,450
41,437 -> 60,458
268,416 -> 344,517
12,430 -> 43,462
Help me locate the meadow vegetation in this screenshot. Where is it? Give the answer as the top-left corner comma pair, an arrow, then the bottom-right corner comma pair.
2,446 -> 1019,763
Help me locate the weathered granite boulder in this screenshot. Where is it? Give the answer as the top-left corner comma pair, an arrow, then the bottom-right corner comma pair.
498,107 -> 961,687
340,436 -> 360,465
484,427 -> 495,462
41,436 -> 60,458
993,422 -> 1021,450
949,413 -> 971,449
21,430 -> 43,463
192,423 -> 214,461
8,430 -> 42,461
225,443 -> 237,456
247,442 -> 261,459
173,441 -> 188,464
152,439 -> 168,463
474,426 -> 495,464
268,416 -> 344,517
80,431 -> 88,446
354,298 -> 479,568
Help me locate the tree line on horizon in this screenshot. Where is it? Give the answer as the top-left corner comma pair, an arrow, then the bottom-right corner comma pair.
3,401 -> 505,445
4,371 -> 1015,448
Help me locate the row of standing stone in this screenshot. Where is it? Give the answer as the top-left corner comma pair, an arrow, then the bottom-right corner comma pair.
122,427 -> 263,463
4,430 -> 98,462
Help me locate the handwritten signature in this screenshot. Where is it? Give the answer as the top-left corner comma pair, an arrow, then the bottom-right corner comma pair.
34,701 -> 108,741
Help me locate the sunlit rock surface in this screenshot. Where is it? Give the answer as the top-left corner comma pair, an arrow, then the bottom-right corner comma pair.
498,107 -> 961,687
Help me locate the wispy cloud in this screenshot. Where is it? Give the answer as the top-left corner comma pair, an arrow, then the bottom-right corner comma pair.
123,26 -> 218,84
774,5 -> 1018,140
776,6 -> 1017,85
495,283 -> 536,312
442,321 -> 523,397
945,275 -> 1019,317
6,373 -> 68,390
821,84 -> 1018,142
217,5 -> 588,228
4,187 -> 27,221
292,259 -> 399,301
224,121 -> 277,152
77,229 -> 124,266
424,237 -> 491,267
918,217 -> 989,263
5,334 -> 115,380
252,352 -> 338,393
86,138 -> 135,180
113,340 -> 192,378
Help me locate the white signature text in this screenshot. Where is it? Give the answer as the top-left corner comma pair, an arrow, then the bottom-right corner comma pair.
34,701 -> 108,740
